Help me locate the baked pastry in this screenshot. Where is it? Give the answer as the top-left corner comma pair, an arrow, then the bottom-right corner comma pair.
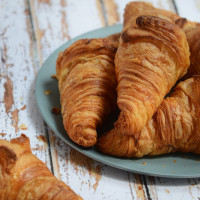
175,18 -> 200,78
97,76 -> 200,157
113,2 -> 190,135
56,35 -> 119,147
0,134 -> 82,199
123,1 -> 200,80
123,1 -> 180,27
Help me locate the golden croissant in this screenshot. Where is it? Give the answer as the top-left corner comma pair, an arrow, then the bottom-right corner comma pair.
0,134 -> 82,200
175,18 -> 200,78
97,76 -> 200,157
123,2 -> 200,80
56,35 -> 119,147
113,2 -> 190,136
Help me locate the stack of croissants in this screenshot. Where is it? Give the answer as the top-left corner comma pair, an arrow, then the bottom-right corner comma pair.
56,2 -> 200,158
1,2 -> 200,199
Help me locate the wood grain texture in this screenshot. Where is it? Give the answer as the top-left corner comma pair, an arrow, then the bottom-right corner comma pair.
1,0 -> 200,199
0,0 -> 51,168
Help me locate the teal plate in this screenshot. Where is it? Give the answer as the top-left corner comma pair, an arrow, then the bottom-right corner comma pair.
36,25 -> 200,178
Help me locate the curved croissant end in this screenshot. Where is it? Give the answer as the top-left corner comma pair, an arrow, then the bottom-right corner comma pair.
56,36 -> 118,147
0,135 -> 82,200
115,15 -> 190,136
97,76 -> 200,157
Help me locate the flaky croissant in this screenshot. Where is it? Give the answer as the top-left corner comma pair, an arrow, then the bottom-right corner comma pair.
56,35 -> 118,147
113,2 -> 190,136
123,1 -> 180,27
0,134 -> 82,199
97,76 -> 200,157
123,2 -> 200,81
175,18 -> 200,78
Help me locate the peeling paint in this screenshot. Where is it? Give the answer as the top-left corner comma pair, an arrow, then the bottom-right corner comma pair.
60,0 -> 66,8
20,105 -> 26,110
50,133 -> 62,180
70,148 -> 102,191
103,0 -> 119,25
96,0 -> 106,27
38,0 -> 51,5
3,76 -> 14,114
37,135 -> 47,143
61,11 -> 70,40
0,133 -> 6,136
133,174 -> 146,200
19,123 -> 28,130
11,109 -> 19,133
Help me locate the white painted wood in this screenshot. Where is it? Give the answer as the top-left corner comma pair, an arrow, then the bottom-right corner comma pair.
175,0 -> 200,22
0,0 -> 51,167
152,178 -> 200,200
30,0 -> 104,64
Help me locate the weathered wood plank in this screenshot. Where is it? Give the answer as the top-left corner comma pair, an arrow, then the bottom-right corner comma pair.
0,0 -> 51,167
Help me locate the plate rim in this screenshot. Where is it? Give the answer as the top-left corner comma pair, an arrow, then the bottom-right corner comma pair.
35,24 -> 200,179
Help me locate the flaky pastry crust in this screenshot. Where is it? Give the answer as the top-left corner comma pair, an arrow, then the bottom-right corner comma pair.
113,2 -> 190,136
0,134 -> 82,200
56,35 -> 119,147
97,76 -> 200,157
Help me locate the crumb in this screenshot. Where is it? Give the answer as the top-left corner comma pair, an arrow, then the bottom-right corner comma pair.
19,124 -> 28,130
52,107 -> 61,115
138,186 -> 143,190
173,160 -> 176,163
44,90 -> 51,95
162,164 -> 166,167
142,162 -> 147,165
0,133 -> 6,136
165,189 -> 170,193
37,135 -> 47,143
51,74 -> 57,80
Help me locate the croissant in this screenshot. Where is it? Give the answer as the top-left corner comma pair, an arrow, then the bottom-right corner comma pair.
56,35 -> 118,147
123,2 -> 200,80
0,134 -> 82,199
97,76 -> 200,157
123,1 -> 180,27
113,2 -> 190,136
175,18 -> 200,78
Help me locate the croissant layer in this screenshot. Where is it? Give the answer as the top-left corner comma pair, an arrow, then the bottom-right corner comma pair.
114,2 -> 190,136
56,35 -> 118,147
0,134 -> 82,200
97,76 -> 200,157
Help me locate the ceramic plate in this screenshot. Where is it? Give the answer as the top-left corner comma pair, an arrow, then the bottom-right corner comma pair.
36,25 -> 200,178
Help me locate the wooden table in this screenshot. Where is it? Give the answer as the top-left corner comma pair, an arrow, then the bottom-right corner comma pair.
1,0 -> 200,199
